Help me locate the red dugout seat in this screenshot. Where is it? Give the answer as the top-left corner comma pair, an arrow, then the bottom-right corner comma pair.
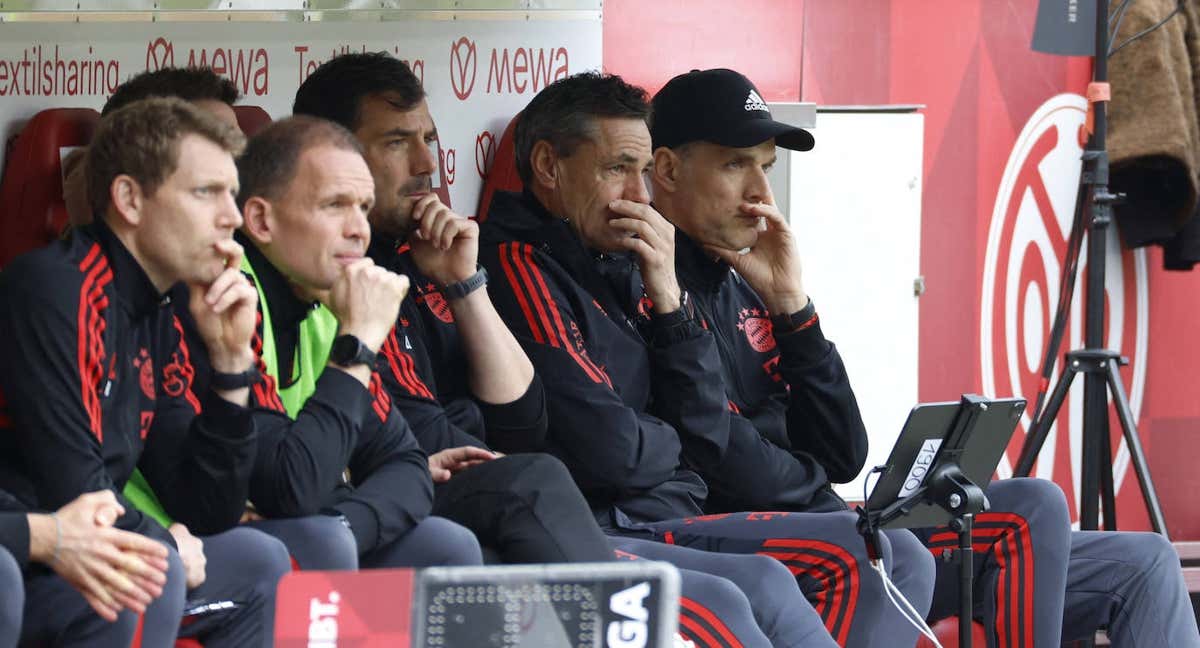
233,105 -> 272,137
475,112 -> 521,222
915,618 -> 987,648
0,107 -> 99,267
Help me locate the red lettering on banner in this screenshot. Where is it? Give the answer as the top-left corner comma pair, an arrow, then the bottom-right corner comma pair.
475,130 -> 496,179
297,45 -> 423,87
186,46 -> 268,96
440,147 -> 456,186
449,37 -> 477,100
146,37 -> 174,70
0,45 -> 119,97
511,48 -> 528,93
486,46 -> 569,95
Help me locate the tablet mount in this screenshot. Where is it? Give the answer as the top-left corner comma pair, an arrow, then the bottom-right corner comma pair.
857,394 -> 994,648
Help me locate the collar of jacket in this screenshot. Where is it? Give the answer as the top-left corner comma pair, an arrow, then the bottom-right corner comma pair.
239,233 -> 320,333
86,219 -> 172,320
674,227 -> 731,294
366,231 -> 410,275
485,189 -> 626,277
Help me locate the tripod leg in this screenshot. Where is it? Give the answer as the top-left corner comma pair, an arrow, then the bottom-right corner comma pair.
1015,365 -> 1078,476
1105,359 -> 1170,536
1081,371 -> 1108,530
1098,412 -> 1117,531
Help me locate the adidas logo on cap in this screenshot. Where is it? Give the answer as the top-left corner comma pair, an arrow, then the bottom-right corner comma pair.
744,89 -> 769,112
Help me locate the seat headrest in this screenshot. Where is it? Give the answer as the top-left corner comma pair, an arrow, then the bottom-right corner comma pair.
476,113 -> 522,223
0,108 -> 100,267
234,105 -> 272,137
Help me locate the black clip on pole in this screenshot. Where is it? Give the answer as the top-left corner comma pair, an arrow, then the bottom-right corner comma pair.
926,463 -> 988,648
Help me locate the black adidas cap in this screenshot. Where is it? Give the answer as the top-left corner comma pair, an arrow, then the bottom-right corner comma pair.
651,68 -> 814,152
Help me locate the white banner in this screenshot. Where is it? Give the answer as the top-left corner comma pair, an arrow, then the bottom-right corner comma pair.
0,18 -> 601,212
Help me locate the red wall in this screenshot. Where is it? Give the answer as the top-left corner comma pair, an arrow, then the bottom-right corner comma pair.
604,0 -> 1200,538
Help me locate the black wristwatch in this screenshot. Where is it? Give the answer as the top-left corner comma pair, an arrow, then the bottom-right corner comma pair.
210,366 -> 262,390
329,334 -> 377,368
441,266 -> 488,301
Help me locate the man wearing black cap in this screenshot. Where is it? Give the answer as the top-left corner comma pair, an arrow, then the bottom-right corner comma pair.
649,67 -> 1200,648
479,70 -> 938,648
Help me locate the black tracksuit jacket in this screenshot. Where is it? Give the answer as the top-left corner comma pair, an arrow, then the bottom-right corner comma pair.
478,191 -> 728,526
0,222 -> 257,546
0,491 -> 30,569
673,231 -> 868,514
366,236 -> 548,455
174,242 -> 434,555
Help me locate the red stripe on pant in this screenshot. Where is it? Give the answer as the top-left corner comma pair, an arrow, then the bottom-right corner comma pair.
759,539 -> 859,646
678,596 -> 742,648
926,513 -> 1034,648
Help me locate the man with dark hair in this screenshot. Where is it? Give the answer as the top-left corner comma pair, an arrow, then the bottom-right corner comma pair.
0,489 -> 175,646
293,51 -> 615,565
478,70 -> 936,648
0,97 -> 290,648
648,67 -> 1200,648
291,53 -> 836,648
101,67 -> 240,121
65,66 -> 242,227
226,114 -> 484,570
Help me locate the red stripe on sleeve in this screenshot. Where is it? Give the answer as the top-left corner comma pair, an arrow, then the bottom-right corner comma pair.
518,245 -> 612,387
76,245 -> 110,442
494,241 -> 547,343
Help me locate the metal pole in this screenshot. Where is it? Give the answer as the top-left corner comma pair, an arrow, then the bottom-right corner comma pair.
959,513 -> 974,648
1080,0 -> 1111,531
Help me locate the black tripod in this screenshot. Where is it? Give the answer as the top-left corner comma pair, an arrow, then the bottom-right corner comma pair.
1014,0 -> 1167,535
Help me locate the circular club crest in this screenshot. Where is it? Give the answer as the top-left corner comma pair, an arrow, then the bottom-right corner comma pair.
742,315 -> 775,353
980,93 -> 1148,514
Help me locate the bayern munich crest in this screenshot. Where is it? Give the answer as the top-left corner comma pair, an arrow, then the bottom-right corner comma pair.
979,93 -> 1148,516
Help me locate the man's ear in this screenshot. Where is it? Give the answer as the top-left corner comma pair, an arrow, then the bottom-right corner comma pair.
652,146 -> 682,194
107,175 -> 143,227
240,196 -> 274,245
530,140 -> 559,191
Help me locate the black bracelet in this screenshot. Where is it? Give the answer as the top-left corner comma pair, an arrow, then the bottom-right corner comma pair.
210,366 -> 262,391
441,266 -> 488,301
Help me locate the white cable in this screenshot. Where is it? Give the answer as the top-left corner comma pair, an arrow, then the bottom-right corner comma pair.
881,564 -> 936,639
875,562 -> 937,645
872,559 -> 944,648
879,567 -> 941,648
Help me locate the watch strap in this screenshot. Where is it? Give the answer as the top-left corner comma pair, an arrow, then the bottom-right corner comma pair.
210,366 -> 262,390
770,298 -> 818,335
440,266 -> 488,301
331,335 -> 378,368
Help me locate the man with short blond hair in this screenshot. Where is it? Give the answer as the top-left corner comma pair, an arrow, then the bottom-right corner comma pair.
0,97 -> 290,648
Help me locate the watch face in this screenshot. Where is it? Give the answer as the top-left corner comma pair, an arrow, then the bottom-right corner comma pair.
331,335 -> 358,365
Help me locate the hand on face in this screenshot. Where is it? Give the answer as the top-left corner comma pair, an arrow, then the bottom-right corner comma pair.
407,194 -> 480,286
705,201 -> 808,315
325,257 -> 410,353
46,491 -> 170,621
188,238 -> 258,373
608,199 -> 683,314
